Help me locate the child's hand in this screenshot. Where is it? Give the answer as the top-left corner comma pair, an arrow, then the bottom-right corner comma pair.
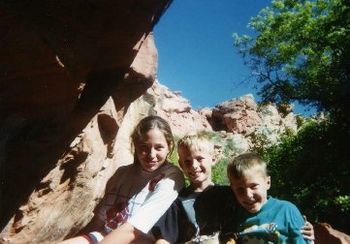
301,215 -> 315,243
226,239 -> 236,244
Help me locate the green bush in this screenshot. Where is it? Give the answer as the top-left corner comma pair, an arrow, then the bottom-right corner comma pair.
261,120 -> 350,233
212,157 -> 230,185
211,132 -> 242,185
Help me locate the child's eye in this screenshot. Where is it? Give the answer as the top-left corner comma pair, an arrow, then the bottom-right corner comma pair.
196,157 -> 204,162
140,144 -> 148,150
251,184 -> 259,189
155,145 -> 165,150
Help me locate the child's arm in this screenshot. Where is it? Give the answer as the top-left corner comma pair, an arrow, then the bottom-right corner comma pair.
155,239 -> 171,244
99,222 -> 153,244
287,204 -> 312,243
130,172 -> 183,231
99,222 -> 139,244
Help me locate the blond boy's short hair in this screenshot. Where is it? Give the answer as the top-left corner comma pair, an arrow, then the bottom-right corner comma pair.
177,131 -> 214,154
227,152 -> 268,180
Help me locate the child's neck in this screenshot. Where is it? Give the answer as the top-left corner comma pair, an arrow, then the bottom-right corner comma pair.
191,180 -> 214,192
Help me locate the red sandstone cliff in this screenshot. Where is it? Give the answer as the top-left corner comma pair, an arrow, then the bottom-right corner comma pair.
0,1 -> 172,242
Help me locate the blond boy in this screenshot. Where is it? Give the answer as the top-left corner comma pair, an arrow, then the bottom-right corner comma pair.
152,132 -> 235,243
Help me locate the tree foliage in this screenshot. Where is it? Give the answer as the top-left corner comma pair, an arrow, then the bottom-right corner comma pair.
234,0 -> 350,123
234,0 -> 350,232
261,121 -> 350,232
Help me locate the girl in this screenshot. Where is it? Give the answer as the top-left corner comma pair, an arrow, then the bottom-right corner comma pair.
61,115 -> 185,244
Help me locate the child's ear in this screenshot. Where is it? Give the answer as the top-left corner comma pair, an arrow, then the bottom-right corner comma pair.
266,176 -> 271,189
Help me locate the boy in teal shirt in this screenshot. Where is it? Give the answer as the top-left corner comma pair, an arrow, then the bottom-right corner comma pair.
223,152 -> 311,243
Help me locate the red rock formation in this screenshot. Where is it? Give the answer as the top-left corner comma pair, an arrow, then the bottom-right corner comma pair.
207,94 -> 300,146
211,94 -> 261,134
149,81 -> 212,137
0,1 -> 172,242
315,223 -> 350,244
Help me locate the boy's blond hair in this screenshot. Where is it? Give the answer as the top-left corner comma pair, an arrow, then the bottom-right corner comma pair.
177,131 -> 214,155
227,152 -> 268,180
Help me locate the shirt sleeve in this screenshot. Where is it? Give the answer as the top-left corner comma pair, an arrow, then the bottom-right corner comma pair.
95,166 -> 128,222
286,202 -> 309,244
151,199 -> 183,243
128,167 -> 185,234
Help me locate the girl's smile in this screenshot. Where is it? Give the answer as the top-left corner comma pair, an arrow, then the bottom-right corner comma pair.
135,128 -> 170,172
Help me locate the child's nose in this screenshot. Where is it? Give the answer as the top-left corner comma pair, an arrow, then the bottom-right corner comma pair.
192,160 -> 200,169
245,188 -> 254,198
149,147 -> 156,157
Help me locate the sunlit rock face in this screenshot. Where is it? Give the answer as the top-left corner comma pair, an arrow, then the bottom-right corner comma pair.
149,81 -> 212,137
211,94 -> 262,134
207,94 -> 298,146
0,1 -> 172,242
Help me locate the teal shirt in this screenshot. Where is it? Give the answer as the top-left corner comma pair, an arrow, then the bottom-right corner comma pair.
233,197 -> 308,244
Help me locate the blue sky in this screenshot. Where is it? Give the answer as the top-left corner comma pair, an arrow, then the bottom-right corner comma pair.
154,0 -> 315,115
154,0 -> 271,108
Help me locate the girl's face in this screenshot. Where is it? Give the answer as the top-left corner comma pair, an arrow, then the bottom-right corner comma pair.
135,128 -> 170,172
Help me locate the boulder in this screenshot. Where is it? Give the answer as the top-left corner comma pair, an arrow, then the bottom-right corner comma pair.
315,223 -> 350,244
210,94 -> 299,146
212,94 -> 261,134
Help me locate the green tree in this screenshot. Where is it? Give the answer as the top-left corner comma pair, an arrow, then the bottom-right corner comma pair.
262,121 -> 350,232
234,0 -> 350,123
234,0 -> 350,232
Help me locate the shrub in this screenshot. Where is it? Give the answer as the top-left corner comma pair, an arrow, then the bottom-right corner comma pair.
212,157 -> 230,185
261,120 -> 350,233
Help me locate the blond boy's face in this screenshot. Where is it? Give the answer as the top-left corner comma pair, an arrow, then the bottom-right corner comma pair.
229,167 -> 271,213
178,145 -> 214,186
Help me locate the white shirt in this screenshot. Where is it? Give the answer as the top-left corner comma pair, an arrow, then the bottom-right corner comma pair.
97,161 -> 184,234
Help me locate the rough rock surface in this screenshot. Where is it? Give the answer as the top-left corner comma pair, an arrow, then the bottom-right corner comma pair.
206,94 -> 299,146
315,223 -> 350,244
149,81 -> 212,137
211,94 -> 262,134
0,1 -> 172,242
